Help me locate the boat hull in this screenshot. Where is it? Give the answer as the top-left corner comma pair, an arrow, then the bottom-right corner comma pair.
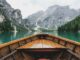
0,34 -> 80,60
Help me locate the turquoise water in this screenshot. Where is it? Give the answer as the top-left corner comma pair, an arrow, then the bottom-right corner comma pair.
0,31 -> 80,44
0,32 -> 33,44
58,32 -> 80,42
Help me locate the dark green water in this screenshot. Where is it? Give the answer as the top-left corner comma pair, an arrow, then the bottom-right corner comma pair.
0,31 -> 80,44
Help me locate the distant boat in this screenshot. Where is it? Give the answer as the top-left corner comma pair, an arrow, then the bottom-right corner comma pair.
0,34 -> 80,60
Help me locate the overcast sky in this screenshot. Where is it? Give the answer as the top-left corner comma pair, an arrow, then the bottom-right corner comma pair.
6,0 -> 80,18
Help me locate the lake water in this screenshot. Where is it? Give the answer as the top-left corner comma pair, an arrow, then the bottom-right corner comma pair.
0,31 -> 80,44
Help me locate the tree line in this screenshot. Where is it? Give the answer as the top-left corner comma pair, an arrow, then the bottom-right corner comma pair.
58,16 -> 80,32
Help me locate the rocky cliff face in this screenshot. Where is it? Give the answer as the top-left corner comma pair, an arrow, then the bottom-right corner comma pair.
38,5 -> 80,29
26,11 -> 44,29
0,0 -> 27,31
0,14 -> 4,23
26,5 -> 80,30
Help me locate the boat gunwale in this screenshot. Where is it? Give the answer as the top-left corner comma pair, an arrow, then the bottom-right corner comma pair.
0,34 -> 80,49
47,34 -> 80,46
0,35 -> 34,49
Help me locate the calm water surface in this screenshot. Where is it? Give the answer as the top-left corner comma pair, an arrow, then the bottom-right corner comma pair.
0,31 -> 80,44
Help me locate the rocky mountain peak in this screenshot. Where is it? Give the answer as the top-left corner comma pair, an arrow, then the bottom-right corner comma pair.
26,5 -> 80,30
0,0 -> 28,31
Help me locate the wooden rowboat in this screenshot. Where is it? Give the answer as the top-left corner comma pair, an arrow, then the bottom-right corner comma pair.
0,34 -> 80,60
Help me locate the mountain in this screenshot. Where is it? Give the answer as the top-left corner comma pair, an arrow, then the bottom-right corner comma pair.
28,11 -> 44,22
26,11 -> 44,29
58,16 -> 80,32
0,0 -> 27,31
26,5 -> 80,30
1,0 -> 80,32
38,5 -> 80,29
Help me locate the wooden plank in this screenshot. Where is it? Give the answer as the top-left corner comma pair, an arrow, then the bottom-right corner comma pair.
17,39 -> 66,49
68,50 -> 80,60
0,50 -> 17,60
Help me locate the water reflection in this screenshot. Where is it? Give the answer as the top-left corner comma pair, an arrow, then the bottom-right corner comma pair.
0,32 -> 32,44
42,31 -> 58,36
58,32 -> 80,42
0,31 -> 80,44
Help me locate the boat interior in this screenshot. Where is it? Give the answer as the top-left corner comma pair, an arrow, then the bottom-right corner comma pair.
0,34 -> 80,60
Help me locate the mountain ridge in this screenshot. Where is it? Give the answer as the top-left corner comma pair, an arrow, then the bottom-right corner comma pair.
25,5 -> 80,30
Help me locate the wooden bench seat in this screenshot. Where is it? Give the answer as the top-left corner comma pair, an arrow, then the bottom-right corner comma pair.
17,39 -> 67,52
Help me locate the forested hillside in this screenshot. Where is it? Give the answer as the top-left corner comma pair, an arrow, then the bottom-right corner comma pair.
58,16 -> 80,32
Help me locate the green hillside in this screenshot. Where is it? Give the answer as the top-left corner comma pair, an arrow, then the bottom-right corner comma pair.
58,16 -> 80,32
